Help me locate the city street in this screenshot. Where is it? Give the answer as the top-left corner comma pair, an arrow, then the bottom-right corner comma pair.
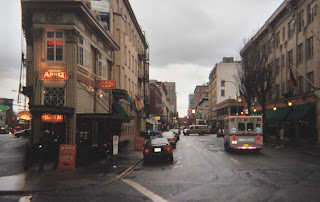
7,133 -> 319,201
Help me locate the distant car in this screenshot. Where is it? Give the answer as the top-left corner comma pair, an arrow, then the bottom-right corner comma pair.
159,131 -> 177,148
0,129 -> 7,134
184,125 -> 211,136
14,129 -> 31,138
143,137 -> 173,164
147,129 -> 160,137
169,129 -> 180,141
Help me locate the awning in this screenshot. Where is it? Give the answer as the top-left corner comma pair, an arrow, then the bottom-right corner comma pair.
265,107 -> 291,122
285,104 -> 314,122
112,102 -> 134,122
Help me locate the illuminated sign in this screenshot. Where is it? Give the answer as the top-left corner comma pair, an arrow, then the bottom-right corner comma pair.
42,70 -> 67,81
0,105 -> 9,110
41,113 -> 64,122
97,80 -> 115,89
155,116 -> 161,120
18,111 -> 32,120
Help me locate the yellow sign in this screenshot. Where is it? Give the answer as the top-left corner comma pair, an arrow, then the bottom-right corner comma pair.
155,116 -> 160,120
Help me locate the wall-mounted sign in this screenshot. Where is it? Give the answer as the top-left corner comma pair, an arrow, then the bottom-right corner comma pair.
41,113 -> 64,122
97,80 -> 115,89
18,111 -> 32,120
42,70 -> 67,81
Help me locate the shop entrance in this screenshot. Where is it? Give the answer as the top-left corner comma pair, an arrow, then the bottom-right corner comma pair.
42,122 -> 66,144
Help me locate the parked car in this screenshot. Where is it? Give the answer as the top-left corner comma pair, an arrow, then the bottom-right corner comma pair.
169,128 -> 180,141
0,129 -> 7,134
159,131 -> 177,148
143,137 -> 173,164
14,129 -> 31,138
184,125 -> 211,136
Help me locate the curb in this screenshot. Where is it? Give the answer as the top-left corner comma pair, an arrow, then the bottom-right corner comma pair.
0,158 -> 144,196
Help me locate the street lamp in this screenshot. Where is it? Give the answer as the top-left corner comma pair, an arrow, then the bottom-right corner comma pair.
222,80 -> 241,115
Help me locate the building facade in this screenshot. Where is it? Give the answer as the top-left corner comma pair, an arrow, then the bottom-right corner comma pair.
208,57 -> 243,128
163,82 -> 177,114
241,0 -> 320,143
21,0 -> 149,150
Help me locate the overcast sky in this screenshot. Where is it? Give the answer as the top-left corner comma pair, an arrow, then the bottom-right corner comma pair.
0,0 -> 284,116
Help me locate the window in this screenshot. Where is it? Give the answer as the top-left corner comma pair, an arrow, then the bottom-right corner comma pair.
98,54 -> 107,78
77,37 -> 91,70
275,58 -> 279,74
47,31 -> 63,61
221,80 -> 225,87
297,76 -> 303,95
297,10 -> 304,32
238,123 -> 245,131
287,50 -> 293,68
276,84 -> 280,99
306,36 -> 313,59
247,123 -> 253,131
275,32 -> 280,48
306,72 -> 314,92
307,2 -> 317,24
44,88 -> 64,106
288,20 -> 295,39
282,26 -> 285,41
221,89 -> 225,97
297,43 -> 303,64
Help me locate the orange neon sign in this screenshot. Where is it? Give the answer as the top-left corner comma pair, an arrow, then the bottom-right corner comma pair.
97,80 -> 115,89
42,70 -> 67,81
41,114 -> 64,122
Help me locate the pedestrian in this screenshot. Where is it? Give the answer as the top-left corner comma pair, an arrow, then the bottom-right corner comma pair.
38,130 -> 52,172
51,133 -> 63,169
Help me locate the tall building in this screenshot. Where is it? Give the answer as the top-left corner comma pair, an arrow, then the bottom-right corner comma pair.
188,93 -> 194,109
240,0 -> 320,143
193,84 -> 208,109
208,57 -> 243,127
21,0 -> 149,149
163,82 -> 177,114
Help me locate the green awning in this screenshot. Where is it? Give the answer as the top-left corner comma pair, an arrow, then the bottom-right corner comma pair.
112,102 -> 134,123
265,107 -> 291,122
285,104 -> 314,122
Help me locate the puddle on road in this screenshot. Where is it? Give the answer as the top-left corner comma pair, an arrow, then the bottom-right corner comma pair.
0,173 -> 26,190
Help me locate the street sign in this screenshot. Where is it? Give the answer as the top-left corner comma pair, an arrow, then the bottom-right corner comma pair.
0,105 -> 9,110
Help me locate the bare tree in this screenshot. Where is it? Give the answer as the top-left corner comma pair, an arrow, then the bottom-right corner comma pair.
239,36 -> 274,125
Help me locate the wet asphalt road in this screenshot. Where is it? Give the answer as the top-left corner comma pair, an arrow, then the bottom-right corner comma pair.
1,133 -> 320,201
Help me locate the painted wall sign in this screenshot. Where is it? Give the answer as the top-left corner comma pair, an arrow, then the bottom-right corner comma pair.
58,144 -> 77,170
97,80 -> 115,89
42,70 -> 67,80
41,113 -> 64,122
18,111 -> 32,120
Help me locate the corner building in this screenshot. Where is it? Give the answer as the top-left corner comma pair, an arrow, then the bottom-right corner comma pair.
21,0 -> 149,150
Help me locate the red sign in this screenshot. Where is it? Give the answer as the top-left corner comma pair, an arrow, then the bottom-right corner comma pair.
18,111 -> 32,120
41,114 -> 64,122
97,80 -> 115,89
58,144 -> 77,170
42,70 -> 67,80
134,137 -> 145,151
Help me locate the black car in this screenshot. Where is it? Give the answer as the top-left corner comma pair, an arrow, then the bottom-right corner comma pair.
143,138 -> 173,164
169,129 -> 180,141
159,131 -> 177,148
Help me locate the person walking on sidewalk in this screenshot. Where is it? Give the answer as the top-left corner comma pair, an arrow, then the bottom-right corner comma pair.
38,130 -> 52,172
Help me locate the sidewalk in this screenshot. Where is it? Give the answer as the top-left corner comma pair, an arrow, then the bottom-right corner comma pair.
0,149 -> 143,195
265,141 -> 320,157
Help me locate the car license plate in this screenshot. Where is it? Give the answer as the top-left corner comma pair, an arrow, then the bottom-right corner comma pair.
154,148 -> 161,152
244,144 -> 249,147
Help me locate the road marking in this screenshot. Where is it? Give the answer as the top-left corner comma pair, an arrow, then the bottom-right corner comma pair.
19,195 -> 32,202
123,179 -> 169,202
230,158 -> 239,164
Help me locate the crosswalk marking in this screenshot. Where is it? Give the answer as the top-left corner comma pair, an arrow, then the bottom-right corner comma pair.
123,179 -> 169,202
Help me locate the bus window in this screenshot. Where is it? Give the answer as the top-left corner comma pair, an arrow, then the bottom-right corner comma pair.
247,123 -> 254,131
238,123 -> 245,131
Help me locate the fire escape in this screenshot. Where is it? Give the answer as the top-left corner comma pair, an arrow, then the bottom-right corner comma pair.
138,48 -> 150,118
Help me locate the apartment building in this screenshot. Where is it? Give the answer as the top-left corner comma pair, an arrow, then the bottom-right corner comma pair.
163,82 -> 177,114
240,0 -> 320,143
208,57 -> 243,127
21,0 -> 149,149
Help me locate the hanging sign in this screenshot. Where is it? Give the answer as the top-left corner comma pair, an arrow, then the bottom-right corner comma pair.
42,70 -> 67,81
58,144 -> 77,169
18,111 -> 32,120
97,80 -> 115,89
41,113 -> 64,122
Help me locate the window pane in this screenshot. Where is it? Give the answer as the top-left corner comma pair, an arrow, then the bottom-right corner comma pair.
56,32 -> 63,38
56,41 -> 63,61
247,123 -> 253,131
47,32 -> 54,38
238,123 -> 245,131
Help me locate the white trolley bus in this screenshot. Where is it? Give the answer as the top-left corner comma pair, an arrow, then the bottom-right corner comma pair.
223,116 -> 263,152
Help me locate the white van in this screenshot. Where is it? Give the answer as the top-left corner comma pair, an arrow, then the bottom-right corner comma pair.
223,116 -> 263,152
184,125 -> 210,136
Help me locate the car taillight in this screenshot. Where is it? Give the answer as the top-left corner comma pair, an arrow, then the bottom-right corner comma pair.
166,146 -> 172,152
144,148 -> 150,153
233,135 -> 236,141
169,138 -> 174,141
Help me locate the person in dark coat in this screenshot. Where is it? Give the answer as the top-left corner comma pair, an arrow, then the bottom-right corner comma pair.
38,130 -> 52,172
